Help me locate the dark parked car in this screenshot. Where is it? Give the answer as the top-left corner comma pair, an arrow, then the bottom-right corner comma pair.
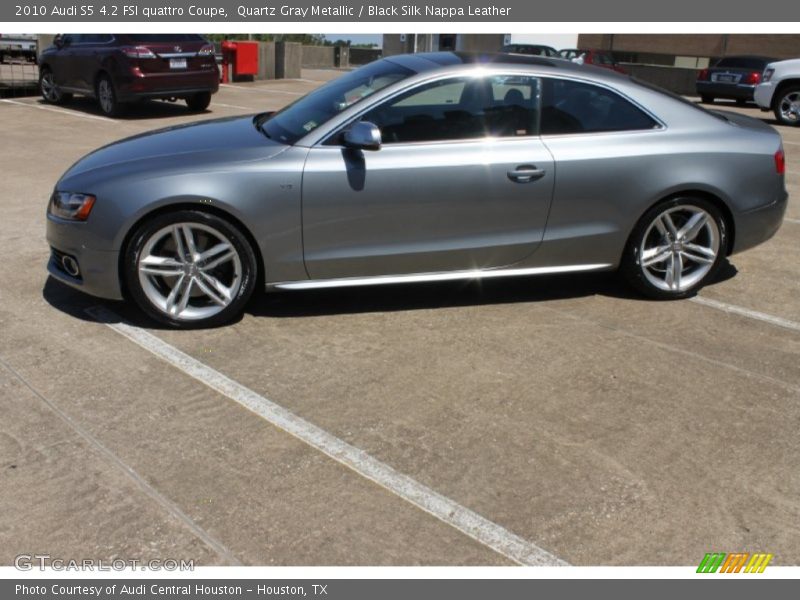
696,55 -> 776,105
38,34 -> 219,117
501,44 -> 559,58
559,49 -> 627,73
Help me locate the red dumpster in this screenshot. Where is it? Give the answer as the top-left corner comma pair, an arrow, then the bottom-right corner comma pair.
221,40 -> 259,83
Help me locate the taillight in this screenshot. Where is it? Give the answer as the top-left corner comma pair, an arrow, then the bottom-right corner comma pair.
697,68 -> 709,81
763,67 -> 775,82
198,44 -> 215,56
775,149 -> 785,175
743,71 -> 761,85
120,46 -> 156,59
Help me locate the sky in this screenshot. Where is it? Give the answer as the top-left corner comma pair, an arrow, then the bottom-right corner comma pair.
323,34 -> 383,47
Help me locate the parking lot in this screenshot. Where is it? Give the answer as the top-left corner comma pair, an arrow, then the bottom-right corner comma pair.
1,70 -> 799,567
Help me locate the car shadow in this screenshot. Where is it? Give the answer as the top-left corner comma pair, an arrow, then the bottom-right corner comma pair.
43,260 -> 739,328
32,96 -> 211,120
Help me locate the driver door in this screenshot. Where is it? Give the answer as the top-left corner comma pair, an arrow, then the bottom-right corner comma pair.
300,74 -> 555,279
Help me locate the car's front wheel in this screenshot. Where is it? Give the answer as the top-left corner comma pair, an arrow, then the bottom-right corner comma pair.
40,67 -> 72,104
123,210 -> 258,328
773,85 -> 800,126
621,198 -> 727,300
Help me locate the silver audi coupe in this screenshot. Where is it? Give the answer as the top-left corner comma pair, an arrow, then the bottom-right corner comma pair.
46,52 -> 788,328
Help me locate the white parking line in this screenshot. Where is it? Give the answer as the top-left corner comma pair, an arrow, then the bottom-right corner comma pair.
0,354 -> 242,565
220,83 -> 303,96
784,217 -> 800,224
0,98 -> 115,123
690,296 -> 800,334
85,305 -> 567,567
212,102 -> 257,111
782,140 -> 800,146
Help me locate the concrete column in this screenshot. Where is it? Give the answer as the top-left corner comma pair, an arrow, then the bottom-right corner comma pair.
275,41 -> 302,79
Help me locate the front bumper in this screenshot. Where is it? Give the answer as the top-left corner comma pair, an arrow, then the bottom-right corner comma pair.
696,81 -> 756,100
46,215 -> 123,300
754,82 -> 776,110
731,189 -> 788,254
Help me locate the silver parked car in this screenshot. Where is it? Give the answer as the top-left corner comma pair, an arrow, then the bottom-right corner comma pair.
46,52 -> 788,328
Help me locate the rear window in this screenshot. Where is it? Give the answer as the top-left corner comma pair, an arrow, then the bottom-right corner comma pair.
715,57 -> 772,70
541,78 -> 658,135
122,34 -> 206,43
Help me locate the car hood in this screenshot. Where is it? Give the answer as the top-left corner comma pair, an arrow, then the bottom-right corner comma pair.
60,114 -> 287,181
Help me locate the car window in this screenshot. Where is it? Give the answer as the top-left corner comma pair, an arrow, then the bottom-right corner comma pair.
81,34 -> 113,44
122,34 -> 206,43
715,57 -> 771,70
360,75 -> 541,144
540,78 -> 658,135
593,52 -> 614,65
261,60 -> 414,145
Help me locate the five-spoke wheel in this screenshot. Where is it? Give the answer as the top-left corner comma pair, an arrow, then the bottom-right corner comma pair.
623,198 -> 727,299
125,211 -> 257,328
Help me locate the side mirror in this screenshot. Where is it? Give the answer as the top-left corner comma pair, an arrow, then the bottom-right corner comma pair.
343,121 -> 381,151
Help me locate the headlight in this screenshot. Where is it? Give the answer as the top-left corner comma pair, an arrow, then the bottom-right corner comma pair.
763,68 -> 775,82
48,191 -> 96,221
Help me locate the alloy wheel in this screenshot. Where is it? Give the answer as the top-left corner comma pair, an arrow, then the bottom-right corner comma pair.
137,223 -> 243,321
778,91 -> 800,124
41,71 -> 60,102
98,79 -> 114,114
638,205 -> 720,293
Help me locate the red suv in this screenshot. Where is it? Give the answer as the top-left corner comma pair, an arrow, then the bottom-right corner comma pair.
38,34 -> 219,117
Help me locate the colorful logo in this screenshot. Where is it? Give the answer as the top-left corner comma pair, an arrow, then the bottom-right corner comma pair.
697,552 -> 773,573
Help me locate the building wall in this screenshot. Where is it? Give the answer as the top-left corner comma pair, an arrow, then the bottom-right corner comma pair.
301,45 -> 335,68
578,34 -> 800,61
506,33 -> 579,51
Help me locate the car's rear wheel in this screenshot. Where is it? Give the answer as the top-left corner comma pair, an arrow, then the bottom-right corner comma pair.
96,74 -> 124,117
40,67 -> 72,104
186,92 -> 212,112
773,85 -> 800,126
701,95 -> 714,104
621,198 -> 727,300
123,210 -> 258,328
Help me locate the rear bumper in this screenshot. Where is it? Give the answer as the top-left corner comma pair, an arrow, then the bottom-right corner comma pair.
696,81 -> 756,100
731,189 -> 788,254
46,215 -> 123,300
116,69 -> 219,101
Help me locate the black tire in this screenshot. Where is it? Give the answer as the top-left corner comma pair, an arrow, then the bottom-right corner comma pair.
621,197 -> 728,300
123,210 -> 258,328
773,85 -> 800,126
39,67 -> 72,104
186,92 -> 212,112
95,74 -> 125,117
700,95 -> 714,104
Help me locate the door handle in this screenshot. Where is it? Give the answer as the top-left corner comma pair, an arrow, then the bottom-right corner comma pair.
507,165 -> 546,183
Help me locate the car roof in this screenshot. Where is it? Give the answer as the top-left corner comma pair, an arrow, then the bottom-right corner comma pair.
385,51 -> 627,83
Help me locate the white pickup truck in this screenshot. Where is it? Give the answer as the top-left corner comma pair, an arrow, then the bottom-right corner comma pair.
754,58 -> 800,126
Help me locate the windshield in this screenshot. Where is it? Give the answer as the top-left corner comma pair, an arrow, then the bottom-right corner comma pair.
259,60 -> 414,145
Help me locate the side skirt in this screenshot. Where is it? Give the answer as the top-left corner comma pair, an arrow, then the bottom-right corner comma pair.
267,263 -> 613,291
